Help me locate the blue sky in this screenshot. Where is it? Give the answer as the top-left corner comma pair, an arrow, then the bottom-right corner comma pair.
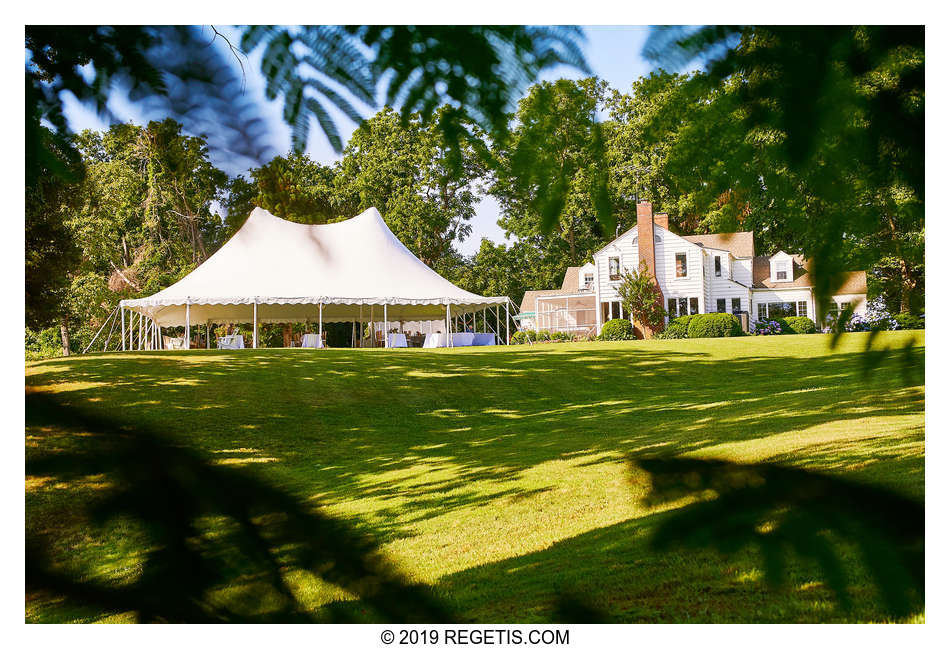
62,25 -> 659,256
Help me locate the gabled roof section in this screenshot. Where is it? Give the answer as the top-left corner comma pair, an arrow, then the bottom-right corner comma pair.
752,255 -> 867,293
682,232 -> 756,258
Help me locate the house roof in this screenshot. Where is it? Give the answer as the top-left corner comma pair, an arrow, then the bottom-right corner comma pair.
682,232 -> 756,258
560,266 -> 581,292
519,289 -> 572,314
752,254 -> 867,293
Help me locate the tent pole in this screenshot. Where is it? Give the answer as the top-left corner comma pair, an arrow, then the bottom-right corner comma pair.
83,306 -> 117,354
253,301 -> 258,349
318,303 -> 323,343
445,304 -> 450,348
185,301 -> 191,350
137,313 -> 142,350
207,321 -> 211,349
120,307 -> 126,351
505,300 -> 510,345
384,303 -> 388,348
359,302 -> 364,348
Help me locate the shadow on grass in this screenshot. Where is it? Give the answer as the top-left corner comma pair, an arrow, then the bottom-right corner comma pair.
26,394 -> 454,623
25,334 -> 925,621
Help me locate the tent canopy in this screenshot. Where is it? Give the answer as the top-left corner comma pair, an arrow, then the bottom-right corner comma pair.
122,207 -> 508,327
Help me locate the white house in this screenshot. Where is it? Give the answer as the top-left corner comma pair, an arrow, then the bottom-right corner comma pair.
520,201 -> 867,338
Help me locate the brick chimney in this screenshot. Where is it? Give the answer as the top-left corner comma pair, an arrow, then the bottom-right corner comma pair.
636,200 -> 664,339
637,201 -> 658,282
654,212 -> 669,230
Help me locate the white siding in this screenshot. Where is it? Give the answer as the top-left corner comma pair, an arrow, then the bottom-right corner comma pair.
831,293 -> 868,315
733,258 -> 753,286
707,252 -> 751,314
594,229 -> 640,303
655,226 -> 703,310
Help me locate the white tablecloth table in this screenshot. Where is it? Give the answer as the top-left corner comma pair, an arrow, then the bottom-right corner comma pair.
217,334 -> 245,350
421,332 -> 483,348
451,332 -> 475,347
387,333 -> 408,348
472,333 -> 496,346
301,333 -> 324,348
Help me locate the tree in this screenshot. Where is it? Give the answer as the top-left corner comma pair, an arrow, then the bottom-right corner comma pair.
28,25 -> 589,188
641,26 -> 924,312
616,262 -> 667,337
25,128 -> 82,351
46,120 -> 229,353
491,78 -> 613,269
223,154 -> 348,234
335,107 -> 486,268
454,238 -> 561,307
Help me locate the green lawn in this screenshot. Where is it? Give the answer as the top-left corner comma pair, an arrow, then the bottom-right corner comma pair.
25,332 -> 925,623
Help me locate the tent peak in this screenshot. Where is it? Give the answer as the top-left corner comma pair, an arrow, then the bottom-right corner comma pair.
247,206 -> 384,228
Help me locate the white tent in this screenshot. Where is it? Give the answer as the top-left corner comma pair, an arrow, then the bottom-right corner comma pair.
116,207 -> 511,349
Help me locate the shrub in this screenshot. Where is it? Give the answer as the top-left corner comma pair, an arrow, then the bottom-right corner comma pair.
510,330 -> 528,344
536,329 -> 552,342
598,318 -> 634,341
778,316 -> 817,334
687,313 -> 742,338
655,314 -> 699,340
895,312 -> 924,330
552,331 -> 574,342
752,320 -> 783,335
25,327 -> 63,360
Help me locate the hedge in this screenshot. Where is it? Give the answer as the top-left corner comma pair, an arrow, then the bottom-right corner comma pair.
656,314 -> 699,340
686,313 -> 742,338
598,318 -> 634,341
777,316 -> 817,335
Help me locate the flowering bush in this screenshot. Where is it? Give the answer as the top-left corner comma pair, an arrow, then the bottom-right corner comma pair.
753,320 -> 783,335
845,297 -> 898,332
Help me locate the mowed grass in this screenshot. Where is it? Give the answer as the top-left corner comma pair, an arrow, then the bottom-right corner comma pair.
25,332 -> 925,623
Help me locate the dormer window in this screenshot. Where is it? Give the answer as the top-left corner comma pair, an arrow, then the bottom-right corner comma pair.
769,252 -> 794,283
714,256 -> 722,277
583,272 -> 594,290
